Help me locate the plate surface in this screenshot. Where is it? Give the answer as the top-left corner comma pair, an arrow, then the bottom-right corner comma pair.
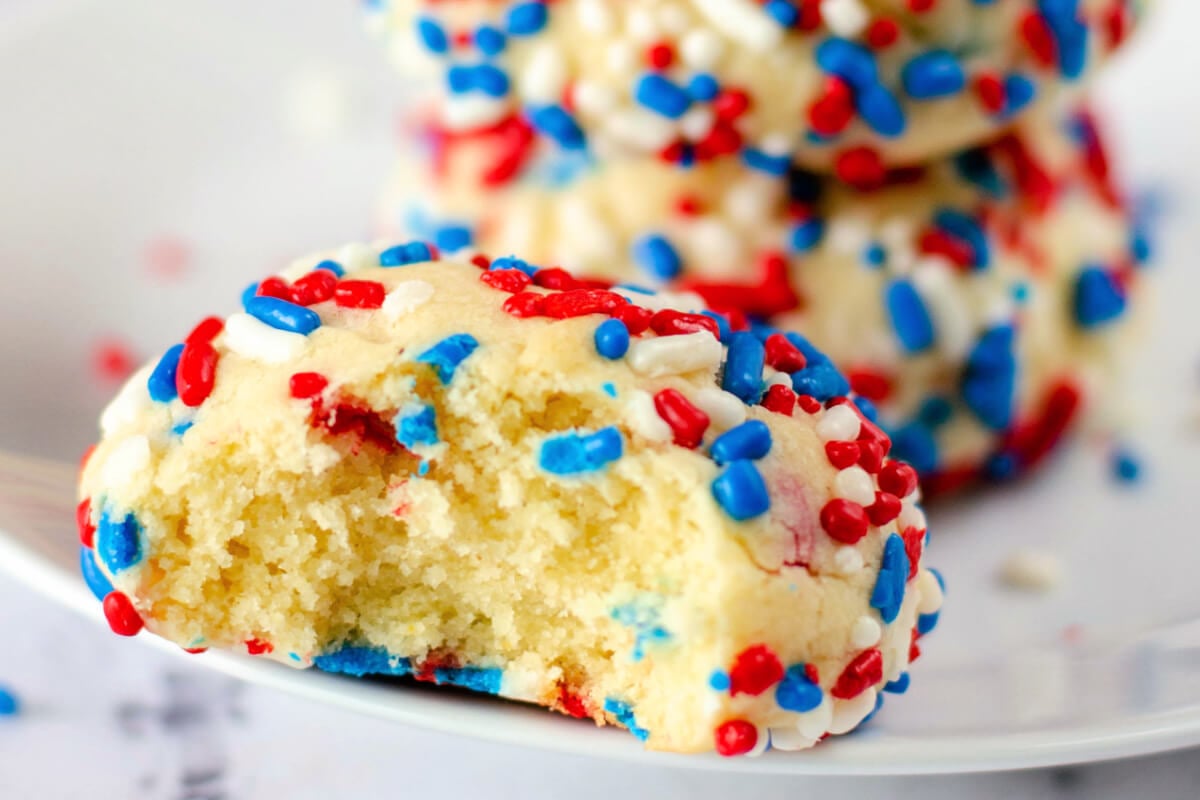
1,0 -> 1199,776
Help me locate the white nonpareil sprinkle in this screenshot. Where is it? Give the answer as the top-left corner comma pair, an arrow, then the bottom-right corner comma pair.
763,368 -> 793,389
912,258 -> 972,360
828,688 -> 878,734
679,27 -> 723,69
835,465 -> 877,507
223,313 -> 307,364
100,434 -> 151,490
520,44 -> 567,104
795,699 -> 834,741
440,94 -> 510,131
758,131 -> 795,157
678,106 -> 716,141
691,387 -> 748,431
381,279 -> 435,319
605,40 -> 638,75
338,242 -> 375,273
822,0 -> 870,37
572,80 -> 616,115
816,403 -> 862,441
825,215 -> 871,256
624,390 -> 674,443
692,0 -> 782,51
898,497 -> 926,531
745,723 -> 770,757
100,365 -> 154,437
999,549 -> 1064,592
627,332 -> 723,378
604,108 -> 678,151
723,178 -> 776,225
767,726 -> 817,752
915,568 -> 944,615
576,0 -> 613,34
833,545 -> 865,575
850,615 -> 883,650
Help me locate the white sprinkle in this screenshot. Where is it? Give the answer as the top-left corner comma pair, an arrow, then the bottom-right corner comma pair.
627,332 -> 723,377
691,387 -> 747,431
828,688 -> 878,734
223,313 -> 307,364
822,0 -> 870,37
604,40 -> 638,75
679,28 -> 723,70
440,95 -> 511,131
684,219 -> 743,276
614,288 -> 704,312
763,368 -> 793,389
825,215 -> 871,256
723,179 -> 777,226
656,3 -> 691,35
692,0 -> 782,51
834,466 -> 876,506
338,242 -> 375,273
100,435 -> 151,489
625,7 -> 659,42
850,615 -> 883,649
758,131 -> 795,157
576,0 -> 613,33
999,549 -> 1063,592
815,404 -> 862,441
625,390 -> 674,443
795,698 -> 834,741
678,106 -> 716,141
382,279 -> 435,319
604,108 -> 678,151
767,726 -> 817,752
911,259 -> 971,360
520,44 -> 567,104
499,664 -> 544,702
100,365 -> 154,437
916,569 -> 944,615
898,497 -> 926,532
832,546 -> 865,575
557,198 -> 618,264
745,723 -> 771,757
572,80 -> 615,115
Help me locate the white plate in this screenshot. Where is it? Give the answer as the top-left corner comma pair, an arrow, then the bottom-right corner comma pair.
1,0 -> 1199,776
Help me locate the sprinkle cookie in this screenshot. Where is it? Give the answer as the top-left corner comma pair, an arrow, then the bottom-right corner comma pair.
79,247 -> 943,754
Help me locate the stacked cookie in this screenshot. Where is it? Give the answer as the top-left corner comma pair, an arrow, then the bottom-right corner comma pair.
368,0 -> 1150,490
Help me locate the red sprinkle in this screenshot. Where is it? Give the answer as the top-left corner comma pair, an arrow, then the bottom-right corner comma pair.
824,440 -> 861,470
645,41 -> 674,70
761,384 -> 796,416
481,268 -> 533,294
820,499 -> 870,544
974,72 -> 1007,115
1019,11 -> 1058,68
185,316 -> 225,346
649,309 -> 720,339
831,648 -> 883,699
919,228 -> 975,269
103,592 -> 144,637
533,267 -> 585,290
245,638 -> 274,656
334,280 -> 386,309
256,276 -> 293,301
857,439 -> 886,473
714,720 -> 758,757
804,662 -> 820,684
291,269 -> 339,306
712,88 -> 750,120
865,18 -> 900,49
907,0 -> 936,11
470,254 -> 492,270
866,491 -> 902,526
847,368 -> 892,403
807,76 -> 855,137
728,644 -> 785,696
764,333 -> 807,372
653,389 -> 710,449
878,461 -> 918,497
176,341 -> 218,408
502,291 -> 546,317
76,498 -> 95,548
901,525 -> 924,580
556,681 -> 591,719
289,372 -> 329,400
183,647 -> 209,655
796,394 -> 822,415
540,289 -> 627,319
613,304 -> 653,335
835,146 -> 886,191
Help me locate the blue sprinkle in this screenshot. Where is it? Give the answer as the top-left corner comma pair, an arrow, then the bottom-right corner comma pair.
601,382 -> 617,397
631,234 -> 683,280
594,318 -> 630,360
603,698 -> 649,741
985,451 -> 1019,480
79,546 -> 114,601
415,16 -> 449,54
506,1 -> 549,36
434,225 -> 473,253
539,427 -> 624,475
711,460 -> 771,521
686,73 -> 719,101
885,279 -> 936,353
611,599 -> 671,661
447,64 -> 474,94
742,148 -> 792,176
775,665 -> 823,713
1073,266 -> 1127,328
395,404 -> 438,448
856,83 -> 906,138
1012,281 -> 1031,304
917,396 -> 954,428
934,208 -> 990,268
859,691 -> 886,727
315,259 -> 345,277
314,645 -> 412,677
722,332 -> 766,404
710,420 -> 773,465
244,296 -> 322,335
490,255 -> 537,276
815,38 -> 878,89
0,687 -> 17,717
863,242 -> 887,268
790,218 -> 825,253
708,670 -> 731,691
1111,447 -> 1141,484
472,64 -> 510,97
147,344 -> 185,403
380,240 -> 434,266
791,363 -> 850,402
764,0 -> 799,26
240,282 -> 260,308
884,672 -> 911,694
855,395 -> 879,423
700,310 -> 732,343
633,73 -> 691,119
917,611 -> 941,635
961,325 -> 1017,430
474,24 -> 507,56
435,666 -> 503,694
901,51 -> 966,99
870,533 -> 910,624
96,508 -> 143,575
418,460 -> 431,476
171,420 -> 194,438
889,422 -> 939,475
1038,1 -> 1088,78
528,104 -> 586,150
1001,73 -> 1036,118
783,332 -> 830,368
416,334 -> 479,383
